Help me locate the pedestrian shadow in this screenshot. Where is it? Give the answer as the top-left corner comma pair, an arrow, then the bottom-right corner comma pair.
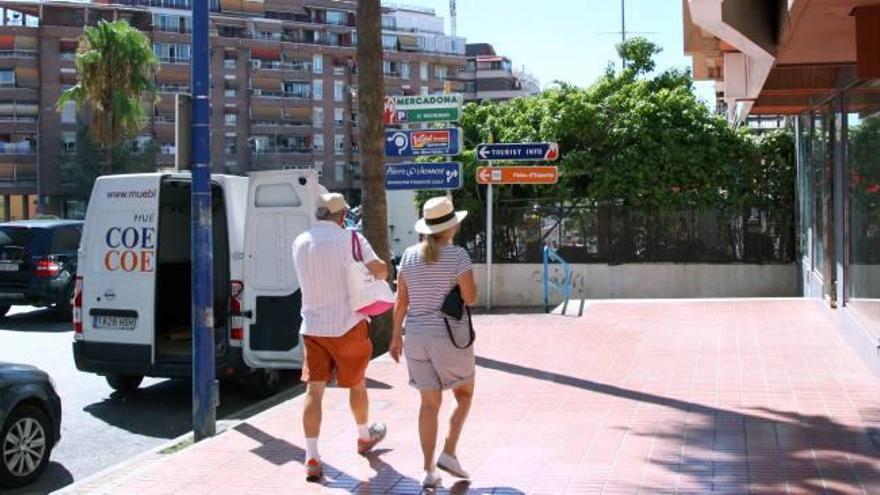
0,306 -> 68,333
476,355 -> 880,493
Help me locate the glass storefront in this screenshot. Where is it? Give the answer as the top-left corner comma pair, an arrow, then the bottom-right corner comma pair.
796,80 -> 880,335
845,82 -> 880,331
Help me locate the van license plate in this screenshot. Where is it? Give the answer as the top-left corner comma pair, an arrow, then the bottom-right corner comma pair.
0,262 -> 18,272
94,315 -> 137,331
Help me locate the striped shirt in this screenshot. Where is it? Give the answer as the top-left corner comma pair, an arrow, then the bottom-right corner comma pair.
399,243 -> 473,334
292,221 -> 378,337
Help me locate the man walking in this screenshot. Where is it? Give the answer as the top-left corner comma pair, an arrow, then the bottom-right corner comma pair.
293,190 -> 389,481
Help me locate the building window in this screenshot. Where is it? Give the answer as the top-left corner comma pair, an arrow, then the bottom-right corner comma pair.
224,112 -> 237,126
313,134 -> 324,152
334,134 -> 344,154
334,81 -> 345,102
313,107 -> 324,127
283,81 -> 311,99
313,54 -> 323,74
335,161 -> 345,182
434,65 -> 447,80
313,80 -> 323,100
420,86 -> 429,96
224,136 -> 236,154
334,108 -> 344,126
153,42 -> 191,63
401,62 -> 410,79
382,35 -> 398,50
465,81 -> 476,93
153,14 -> 191,33
61,101 -> 77,124
61,132 -> 76,152
0,70 -> 13,88
314,160 -> 324,178
326,10 -> 347,26
420,62 -> 429,80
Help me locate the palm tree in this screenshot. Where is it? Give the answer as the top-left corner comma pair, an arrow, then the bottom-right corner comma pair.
356,0 -> 392,348
58,20 -> 159,175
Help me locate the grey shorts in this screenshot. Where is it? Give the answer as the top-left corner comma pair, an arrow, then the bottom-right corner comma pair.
404,325 -> 475,391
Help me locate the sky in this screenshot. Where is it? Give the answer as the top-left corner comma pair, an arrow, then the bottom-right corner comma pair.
390,0 -> 715,105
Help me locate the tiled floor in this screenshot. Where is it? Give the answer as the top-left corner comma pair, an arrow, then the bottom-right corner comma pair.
65,300 -> 880,494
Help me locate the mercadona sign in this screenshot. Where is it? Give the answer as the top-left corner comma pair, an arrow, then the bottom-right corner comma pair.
384,94 -> 462,125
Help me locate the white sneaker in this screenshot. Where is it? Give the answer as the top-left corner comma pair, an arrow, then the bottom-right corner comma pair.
437,453 -> 470,479
422,471 -> 442,490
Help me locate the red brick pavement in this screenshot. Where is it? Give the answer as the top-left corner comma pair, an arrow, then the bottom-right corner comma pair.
65,300 -> 880,494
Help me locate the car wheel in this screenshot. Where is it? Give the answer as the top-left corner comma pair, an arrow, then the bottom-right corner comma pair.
246,369 -> 281,398
106,374 -> 144,393
0,304 -> 10,319
0,404 -> 52,488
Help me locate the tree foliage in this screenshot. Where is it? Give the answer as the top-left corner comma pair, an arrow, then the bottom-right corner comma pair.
57,20 -> 158,173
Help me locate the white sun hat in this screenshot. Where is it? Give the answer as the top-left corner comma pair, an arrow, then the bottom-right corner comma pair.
415,196 -> 468,235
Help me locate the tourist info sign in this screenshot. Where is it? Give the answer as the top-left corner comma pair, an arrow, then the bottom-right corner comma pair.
386,162 -> 462,190
476,166 -> 559,185
385,128 -> 463,157
383,94 -> 463,125
475,142 -> 559,162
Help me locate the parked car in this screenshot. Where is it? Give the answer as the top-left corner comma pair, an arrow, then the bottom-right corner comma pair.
0,362 -> 62,489
0,219 -> 83,320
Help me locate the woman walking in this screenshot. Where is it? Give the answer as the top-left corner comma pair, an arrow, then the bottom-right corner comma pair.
390,196 -> 477,490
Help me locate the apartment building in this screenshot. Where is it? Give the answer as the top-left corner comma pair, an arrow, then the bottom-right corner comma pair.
684,0 -> 880,374
0,0 -> 466,217
461,43 -> 539,102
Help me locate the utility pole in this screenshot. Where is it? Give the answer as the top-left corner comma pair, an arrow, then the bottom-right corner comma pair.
190,0 -> 216,441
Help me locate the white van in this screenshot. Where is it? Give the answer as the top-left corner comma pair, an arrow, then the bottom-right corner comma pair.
72,170 -> 319,395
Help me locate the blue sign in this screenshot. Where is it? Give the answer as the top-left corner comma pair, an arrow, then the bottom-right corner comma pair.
476,142 -> 559,162
386,162 -> 462,190
385,128 -> 462,157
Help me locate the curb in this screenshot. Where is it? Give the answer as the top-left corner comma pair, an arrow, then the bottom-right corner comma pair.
53,379 -> 311,494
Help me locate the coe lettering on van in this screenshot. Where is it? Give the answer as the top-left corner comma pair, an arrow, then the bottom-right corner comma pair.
103,212 -> 156,273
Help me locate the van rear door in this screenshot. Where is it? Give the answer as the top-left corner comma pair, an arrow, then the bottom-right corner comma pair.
241,170 -> 317,369
80,175 -> 161,365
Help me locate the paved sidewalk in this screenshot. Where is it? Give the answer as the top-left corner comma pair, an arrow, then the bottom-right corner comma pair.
63,300 -> 880,494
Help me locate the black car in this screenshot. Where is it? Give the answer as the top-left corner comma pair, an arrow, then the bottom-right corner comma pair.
0,220 -> 83,320
0,362 -> 62,489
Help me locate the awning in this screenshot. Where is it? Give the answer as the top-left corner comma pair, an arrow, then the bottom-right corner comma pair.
14,36 -> 37,51
284,107 -> 310,119
243,0 -> 265,14
0,103 -> 39,116
251,105 -> 281,119
398,35 -> 419,51
250,47 -> 280,60
218,0 -> 243,12
0,36 -> 13,51
157,70 -> 189,83
14,67 -> 38,81
251,77 -> 280,90
60,39 -> 79,51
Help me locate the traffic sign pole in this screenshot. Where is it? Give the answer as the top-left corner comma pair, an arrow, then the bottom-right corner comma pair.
486,161 -> 493,311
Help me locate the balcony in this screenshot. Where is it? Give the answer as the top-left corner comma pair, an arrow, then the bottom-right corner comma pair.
157,83 -> 189,93
250,119 -> 310,128
0,162 -> 36,184
0,115 -> 37,124
224,59 -> 237,70
0,51 -> 37,60
250,89 -> 312,101
250,60 -> 311,72
224,89 -> 238,98
158,56 -> 191,65
251,146 -> 312,156
0,142 -> 36,155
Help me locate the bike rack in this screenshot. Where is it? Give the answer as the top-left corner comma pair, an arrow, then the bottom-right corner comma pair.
543,246 -> 572,314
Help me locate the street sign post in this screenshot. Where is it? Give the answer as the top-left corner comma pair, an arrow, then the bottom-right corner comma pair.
476,142 -> 559,162
385,162 -> 462,190
385,128 -> 462,157
383,94 -> 463,125
477,166 -> 560,185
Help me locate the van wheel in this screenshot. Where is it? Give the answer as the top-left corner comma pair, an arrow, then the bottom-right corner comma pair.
247,369 -> 281,398
106,374 -> 144,393
0,404 -> 52,488
0,305 -> 10,318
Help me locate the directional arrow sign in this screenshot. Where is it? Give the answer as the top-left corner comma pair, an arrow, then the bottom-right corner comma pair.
476,166 -> 559,185
476,142 -> 559,162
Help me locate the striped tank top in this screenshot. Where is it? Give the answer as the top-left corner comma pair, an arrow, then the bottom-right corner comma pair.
399,243 -> 473,334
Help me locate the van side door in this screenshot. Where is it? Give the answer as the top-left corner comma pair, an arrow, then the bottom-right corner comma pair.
241,170 -> 318,368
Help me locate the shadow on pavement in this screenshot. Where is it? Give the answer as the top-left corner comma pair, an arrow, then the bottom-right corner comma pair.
476,356 -> 880,493
0,306 -> 69,333
4,462 -> 74,495
82,374 -> 304,439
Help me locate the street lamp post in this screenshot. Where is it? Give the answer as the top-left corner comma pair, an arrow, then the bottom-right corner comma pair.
190,0 -> 216,441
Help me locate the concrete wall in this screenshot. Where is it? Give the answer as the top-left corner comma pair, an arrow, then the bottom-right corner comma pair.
472,263 -> 798,307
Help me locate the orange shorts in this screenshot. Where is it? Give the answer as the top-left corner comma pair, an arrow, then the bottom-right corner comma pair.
302,320 -> 372,388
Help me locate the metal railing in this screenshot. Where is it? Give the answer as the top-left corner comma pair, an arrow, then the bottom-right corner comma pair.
543,246 -> 575,315
0,51 -> 38,59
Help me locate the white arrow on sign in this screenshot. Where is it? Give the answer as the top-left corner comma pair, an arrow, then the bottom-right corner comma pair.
478,146 -> 490,160
478,168 -> 492,183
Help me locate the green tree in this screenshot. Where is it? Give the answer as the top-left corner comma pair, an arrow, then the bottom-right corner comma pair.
57,20 -> 158,175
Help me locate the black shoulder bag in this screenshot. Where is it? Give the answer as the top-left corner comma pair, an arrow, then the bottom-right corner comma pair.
440,286 -> 475,349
